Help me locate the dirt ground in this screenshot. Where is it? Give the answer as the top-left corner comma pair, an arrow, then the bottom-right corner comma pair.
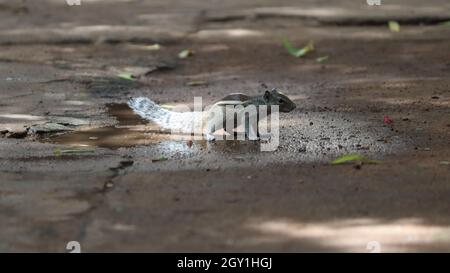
0,0 -> 449,252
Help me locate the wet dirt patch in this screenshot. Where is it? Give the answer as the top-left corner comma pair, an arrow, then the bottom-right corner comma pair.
43,103 -> 261,154
37,101 -> 412,166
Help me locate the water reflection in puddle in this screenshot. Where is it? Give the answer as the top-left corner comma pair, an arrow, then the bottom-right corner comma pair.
45,104 -> 260,154
40,104 -> 405,166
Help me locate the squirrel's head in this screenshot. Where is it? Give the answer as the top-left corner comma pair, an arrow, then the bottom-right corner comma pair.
263,88 -> 296,112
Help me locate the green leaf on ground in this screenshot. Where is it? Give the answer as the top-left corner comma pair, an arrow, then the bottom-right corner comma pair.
145,44 -> 161,51
388,21 -> 401,32
178,49 -> 194,59
152,156 -> 168,162
161,104 -> 175,110
332,154 -> 380,165
186,80 -> 207,86
283,39 -> 315,58
54,148 -> 95,156
440,161 -> 450,165
440,21 -> 450,26
118,73 -> 136,81
316,56 -> 329,63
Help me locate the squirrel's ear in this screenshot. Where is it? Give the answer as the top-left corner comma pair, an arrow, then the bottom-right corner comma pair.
264,90 -> 271,101
271,88 -> 278,94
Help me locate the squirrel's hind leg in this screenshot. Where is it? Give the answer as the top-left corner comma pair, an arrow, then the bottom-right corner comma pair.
245,121 -> 259,141
206,121 -> 217,141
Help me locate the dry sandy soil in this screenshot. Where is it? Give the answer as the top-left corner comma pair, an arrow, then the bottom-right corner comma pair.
0,0 -> 449,252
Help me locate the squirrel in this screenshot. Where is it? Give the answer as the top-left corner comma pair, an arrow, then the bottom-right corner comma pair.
128,88 -> 296,141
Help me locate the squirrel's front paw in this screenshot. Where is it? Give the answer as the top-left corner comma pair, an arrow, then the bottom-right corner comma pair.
206,134 -> 216,141
245,133 -> 259,141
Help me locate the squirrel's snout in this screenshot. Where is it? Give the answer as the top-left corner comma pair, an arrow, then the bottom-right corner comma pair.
289,103 -> 296,111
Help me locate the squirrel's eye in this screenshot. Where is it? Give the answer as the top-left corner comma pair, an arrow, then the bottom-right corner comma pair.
278,99 -> 284,103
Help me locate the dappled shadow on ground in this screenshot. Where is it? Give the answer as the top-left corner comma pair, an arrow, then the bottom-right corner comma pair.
62,163 -> 449,252
0,0 -> 450,252
243,217 -> 450,252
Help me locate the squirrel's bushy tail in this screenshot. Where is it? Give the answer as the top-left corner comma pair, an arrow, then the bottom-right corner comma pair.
128,97 -> 202,134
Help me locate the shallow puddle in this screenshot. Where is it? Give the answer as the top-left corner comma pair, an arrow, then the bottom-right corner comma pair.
45,104 -> 260,153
